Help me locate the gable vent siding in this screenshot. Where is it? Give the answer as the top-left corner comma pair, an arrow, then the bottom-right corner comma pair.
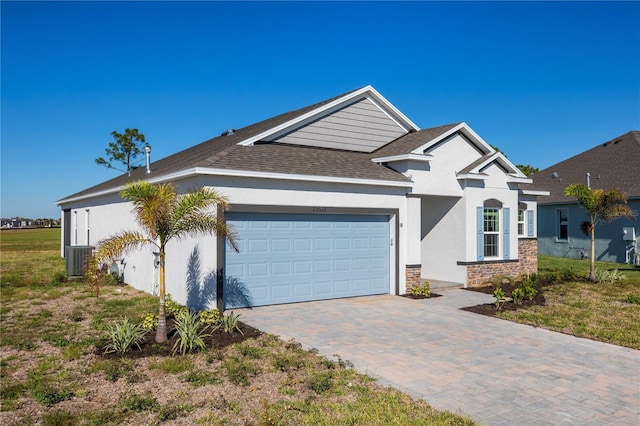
274,98 -> 406,152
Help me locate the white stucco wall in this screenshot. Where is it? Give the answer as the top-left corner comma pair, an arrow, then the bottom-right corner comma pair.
60,175 -> 411,306
421,195 -> 467,283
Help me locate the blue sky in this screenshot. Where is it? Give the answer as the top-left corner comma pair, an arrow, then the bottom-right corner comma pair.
2,1 -> 639,219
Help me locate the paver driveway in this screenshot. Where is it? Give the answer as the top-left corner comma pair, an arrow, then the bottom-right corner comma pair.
238,289 -> 640,425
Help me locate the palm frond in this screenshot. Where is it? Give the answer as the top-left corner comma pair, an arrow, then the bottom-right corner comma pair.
94,231 -> 154,263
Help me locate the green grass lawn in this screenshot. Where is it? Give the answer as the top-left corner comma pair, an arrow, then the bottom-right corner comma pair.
1,228 -> 476,425
497,255 -> 640,349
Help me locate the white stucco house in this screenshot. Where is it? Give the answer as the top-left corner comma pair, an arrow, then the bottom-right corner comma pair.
58,86 -> 546,310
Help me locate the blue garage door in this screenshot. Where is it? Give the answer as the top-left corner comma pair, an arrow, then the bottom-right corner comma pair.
224,213 -> 390,308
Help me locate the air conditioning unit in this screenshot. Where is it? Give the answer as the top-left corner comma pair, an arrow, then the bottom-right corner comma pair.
65,245 -> 94,276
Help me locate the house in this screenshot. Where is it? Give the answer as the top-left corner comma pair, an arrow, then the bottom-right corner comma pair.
532,131 -> 640,264
57,86 -> 546,310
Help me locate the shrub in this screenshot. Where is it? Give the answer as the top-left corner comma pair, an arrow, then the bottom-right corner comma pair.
410,281 -> 431,298
220,311 -> 243,335
141,312 -> 158,331
165,294 -> 188,319
595,268 -> 626,284
104,317 -> 147,354
199,308 -> 221,325
511,287 -> 525,304
493,287 -> 507,311
172,311 -> 208,356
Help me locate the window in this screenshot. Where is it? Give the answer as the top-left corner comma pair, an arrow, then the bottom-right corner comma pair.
557,208 -> 568,241
518,209 -> 525,236
73,211 -> 78,245
85,209 -> 90,245
484,208 -> 500,258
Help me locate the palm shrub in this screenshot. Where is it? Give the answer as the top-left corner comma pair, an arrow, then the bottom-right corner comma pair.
172,311 -> 208,355
104,317 -> 147,354
564,184 -> 634,282
91,181 -> 238,343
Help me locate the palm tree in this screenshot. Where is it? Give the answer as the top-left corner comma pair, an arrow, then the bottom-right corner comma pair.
94,181 -> 238,342
564,184 -> 634,282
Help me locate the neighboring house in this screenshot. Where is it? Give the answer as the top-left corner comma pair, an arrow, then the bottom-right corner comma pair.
1,217 -> 34,228
58,86 -> 546,310
532,131 -> 640,264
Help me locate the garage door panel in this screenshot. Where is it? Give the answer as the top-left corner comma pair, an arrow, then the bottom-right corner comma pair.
225,213 -> 390,308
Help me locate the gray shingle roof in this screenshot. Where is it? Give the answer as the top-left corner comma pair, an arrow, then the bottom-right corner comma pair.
371,123 -> 461,158
60,87 -> 414,202
532,131 -> 640,203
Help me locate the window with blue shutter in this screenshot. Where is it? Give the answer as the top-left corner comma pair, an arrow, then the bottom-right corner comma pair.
527,210 -> 534,237
477,206 -> 484,261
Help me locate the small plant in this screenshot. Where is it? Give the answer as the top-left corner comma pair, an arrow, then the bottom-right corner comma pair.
223,356 -> 259,386
625,294 -> 640,305
511,287 -> 525,304
493,286 -> 507,311
546,270 -> 560,284
52,271 -> 66,284
410,281 -> 431,298
104,317 -> 147,354
199,308 -> 221,325
141,312 -> 158,331
308,371 -> 333,394
172,310 -> 208,355
595,268 -> 626,284
220,311 -> 243,335
165,294 -> 188,319
118,390 -> 159,412
519,279 -> 538,300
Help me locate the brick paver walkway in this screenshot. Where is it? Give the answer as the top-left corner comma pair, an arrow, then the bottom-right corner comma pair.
238,289 -> 640,425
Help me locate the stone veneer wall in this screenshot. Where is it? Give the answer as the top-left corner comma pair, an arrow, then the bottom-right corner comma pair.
405,265 -> 422,293
465,238 -> 538,287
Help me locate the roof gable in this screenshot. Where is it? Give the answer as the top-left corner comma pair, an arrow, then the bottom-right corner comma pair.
268,97 -> 409,152
237,85 -> 419,152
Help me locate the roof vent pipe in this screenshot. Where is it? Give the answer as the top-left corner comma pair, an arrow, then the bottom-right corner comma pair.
144,144 -> 151,174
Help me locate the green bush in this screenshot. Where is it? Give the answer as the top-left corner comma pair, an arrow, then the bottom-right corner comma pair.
104,317 -> 147,354
172,311 -> 208,356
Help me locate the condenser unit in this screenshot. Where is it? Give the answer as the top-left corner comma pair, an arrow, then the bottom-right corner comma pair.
65,245 -> 94,276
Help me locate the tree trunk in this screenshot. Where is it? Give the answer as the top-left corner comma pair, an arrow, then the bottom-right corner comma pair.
589,226 -> 596,282
156,250 -> 168,343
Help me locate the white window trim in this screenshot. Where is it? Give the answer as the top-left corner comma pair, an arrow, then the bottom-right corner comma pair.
484,208 -> 500,259
517,209 -> 525,237
556,208 -> 569,243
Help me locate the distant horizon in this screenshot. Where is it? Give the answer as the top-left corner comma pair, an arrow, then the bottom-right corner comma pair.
2,1 -> 639,218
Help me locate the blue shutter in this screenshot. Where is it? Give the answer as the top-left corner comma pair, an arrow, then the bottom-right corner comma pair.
503,207 -> 510,260
477,207 -> 484,261
527,210 -> 534,237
